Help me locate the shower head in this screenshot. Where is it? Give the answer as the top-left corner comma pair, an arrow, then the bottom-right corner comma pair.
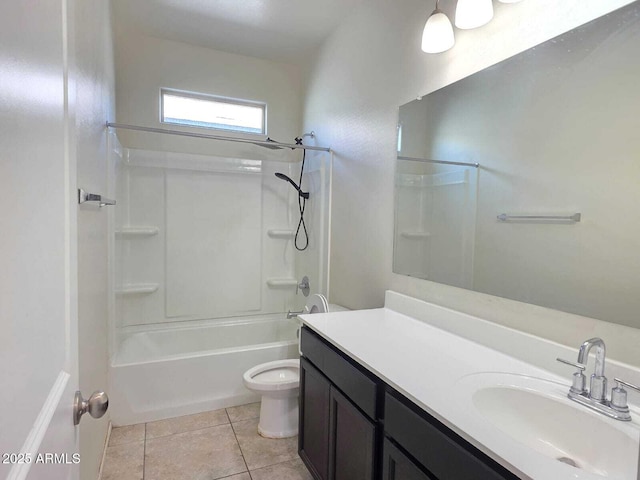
275,172 -> 310,199
253,132 -> 315,149
254,137 -> 285,150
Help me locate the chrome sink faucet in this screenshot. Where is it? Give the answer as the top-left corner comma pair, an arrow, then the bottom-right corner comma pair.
557,337 -> 640,421
577,337 -> 607,402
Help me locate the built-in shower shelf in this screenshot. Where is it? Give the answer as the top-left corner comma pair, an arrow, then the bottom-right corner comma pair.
116,226 -> 159,237
400,231 -> 431,239
267,229 -> 295,239
116,283 -> 159,295
266,278 -> 298,289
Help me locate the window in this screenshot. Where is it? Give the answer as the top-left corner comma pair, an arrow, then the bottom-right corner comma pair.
161,89 -> 266,135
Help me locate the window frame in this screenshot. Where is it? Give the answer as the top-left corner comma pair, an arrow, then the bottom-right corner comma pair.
159,88 -> 267,136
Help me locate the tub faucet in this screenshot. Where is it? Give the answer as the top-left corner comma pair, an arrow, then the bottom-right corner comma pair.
287,310 -> 304,319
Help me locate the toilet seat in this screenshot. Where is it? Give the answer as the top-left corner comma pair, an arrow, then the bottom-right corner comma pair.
242,359 -> 299,393
305,293 -> 329,314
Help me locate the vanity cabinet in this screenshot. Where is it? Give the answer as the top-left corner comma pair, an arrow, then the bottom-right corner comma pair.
299,328 -> 378,480
299,326 -> 518,480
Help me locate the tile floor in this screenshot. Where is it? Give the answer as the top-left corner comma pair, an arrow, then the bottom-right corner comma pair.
102,403 -> 312,480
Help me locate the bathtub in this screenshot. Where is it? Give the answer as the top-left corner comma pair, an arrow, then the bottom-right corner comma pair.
109,314 -> 299,425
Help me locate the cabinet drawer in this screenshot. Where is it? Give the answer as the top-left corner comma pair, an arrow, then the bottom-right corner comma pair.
384,393 -> 517,480
300,325 -> 327,370
301,327 -> 378,419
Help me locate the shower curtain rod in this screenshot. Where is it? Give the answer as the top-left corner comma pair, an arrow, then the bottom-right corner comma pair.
106,122 -> 331,152
397,155 -> 479,168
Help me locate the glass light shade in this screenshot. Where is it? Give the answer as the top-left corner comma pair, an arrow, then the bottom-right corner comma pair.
455,0 -> 494,29
421,10 -> 455,54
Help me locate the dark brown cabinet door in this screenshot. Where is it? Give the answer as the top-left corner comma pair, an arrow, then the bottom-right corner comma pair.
328,386 -> 376,480
299,357 -> 331,480
382,439 -> 435,480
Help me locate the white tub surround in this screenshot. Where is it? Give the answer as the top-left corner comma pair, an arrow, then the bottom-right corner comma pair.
300,291 -> 640,480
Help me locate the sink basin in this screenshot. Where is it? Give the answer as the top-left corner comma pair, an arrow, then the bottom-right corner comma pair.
456,373 -> 639,479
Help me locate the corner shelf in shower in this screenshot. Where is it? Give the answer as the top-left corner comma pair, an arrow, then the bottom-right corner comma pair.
267,229 -> 295,239
400,231 -> 431,239
116,283 -> 159,295
115,226 -> 159,237
266,278 -> 298,289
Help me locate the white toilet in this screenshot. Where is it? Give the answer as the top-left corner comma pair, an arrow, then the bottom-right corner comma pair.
242,358 -> 300,438
242,294 -> 333,438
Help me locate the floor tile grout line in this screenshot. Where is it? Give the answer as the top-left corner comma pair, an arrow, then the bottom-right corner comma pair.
229,416 -> 301,474
249,458 -> 295,472
226,408 -> 251,476
145,419 -> 232,441
247,457 -> 300,474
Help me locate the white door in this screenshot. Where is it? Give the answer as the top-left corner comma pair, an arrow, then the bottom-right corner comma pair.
0,1 -> 80,479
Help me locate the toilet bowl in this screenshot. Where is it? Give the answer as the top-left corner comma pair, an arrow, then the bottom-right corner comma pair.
242,294 -> 343,438
242,359 -> 300,438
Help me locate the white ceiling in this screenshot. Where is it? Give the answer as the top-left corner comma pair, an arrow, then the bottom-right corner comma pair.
111,0 -> 364,64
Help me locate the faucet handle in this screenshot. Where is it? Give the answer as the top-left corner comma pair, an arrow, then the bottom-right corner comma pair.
557,358 -> 587,395
614,378 -> 640,392
296,276 -> 310,297
611,378 -> 640,414
556,358 -> 586,371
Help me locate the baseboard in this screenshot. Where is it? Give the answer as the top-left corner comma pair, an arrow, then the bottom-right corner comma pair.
96,422 -> 112,480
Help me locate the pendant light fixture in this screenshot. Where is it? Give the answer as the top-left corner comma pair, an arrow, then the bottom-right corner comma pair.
421,0 -> 455,54
455,0 -> 494,30
421,0 -> 524,54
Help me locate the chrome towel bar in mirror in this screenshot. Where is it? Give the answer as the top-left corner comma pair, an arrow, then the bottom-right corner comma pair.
497,213 -> 581,222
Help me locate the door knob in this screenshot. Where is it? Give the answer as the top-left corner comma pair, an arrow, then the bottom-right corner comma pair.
73,390 -> 109,425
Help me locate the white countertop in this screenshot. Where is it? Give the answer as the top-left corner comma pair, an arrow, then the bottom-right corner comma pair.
300,293 -> 640,480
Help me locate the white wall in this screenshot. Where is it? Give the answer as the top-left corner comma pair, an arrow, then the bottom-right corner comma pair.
114,31 -> 304,157
302,0 -> 640,364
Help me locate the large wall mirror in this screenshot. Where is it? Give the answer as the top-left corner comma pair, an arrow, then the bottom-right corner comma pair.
394,2 -> 640,329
